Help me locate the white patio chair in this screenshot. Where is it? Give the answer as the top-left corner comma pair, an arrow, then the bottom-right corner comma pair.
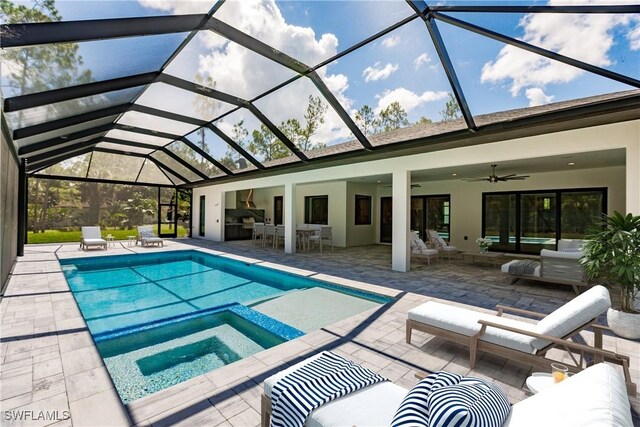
136,225 -> 163,247
273,225 -> 285,248
252,222 -> 265,246
409,231 -> 438,265
308,225 -> 333,252
427,229 -> 458,260
263,224 -> 276,247
80,226 -> 107,251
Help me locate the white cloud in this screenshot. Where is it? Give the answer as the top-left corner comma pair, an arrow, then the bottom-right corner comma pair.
138,0 -> 353,147
381,35 -> 400,48
362,62 -> 399,82
525,87 -> 555,106
481,0 -> 639,97
414,53 -> 431,69
374,88 -> 448,113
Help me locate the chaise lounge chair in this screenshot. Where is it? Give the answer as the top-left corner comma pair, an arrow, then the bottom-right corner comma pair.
136,225 -> 164,247
409,231 -> 438,265
406,285 -> 636,394
80,226 -> 107,250
427,229 -> 458,260
261,355 -> 632,427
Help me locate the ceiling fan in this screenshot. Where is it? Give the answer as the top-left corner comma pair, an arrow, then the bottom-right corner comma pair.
462,164 -> 529,183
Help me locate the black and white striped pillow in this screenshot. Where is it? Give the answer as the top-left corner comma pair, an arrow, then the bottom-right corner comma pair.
428,377 -> 511,427
391,371 -> 462,426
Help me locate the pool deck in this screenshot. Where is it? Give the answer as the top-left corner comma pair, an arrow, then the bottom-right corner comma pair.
1,239 -> 638,426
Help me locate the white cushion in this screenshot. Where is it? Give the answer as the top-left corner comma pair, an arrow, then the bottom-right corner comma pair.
82,238 -> 106,244
307,382 -> 407,427
505,364 -> 632,427
533,285 -> 610,349
501,260 -> 541,276
408,302 -> 538,354
143,237 -> 163,243
81,226 -> 102,239
412,248 -> 438,256
264,354 -> 407,427
439,246 -> 458,252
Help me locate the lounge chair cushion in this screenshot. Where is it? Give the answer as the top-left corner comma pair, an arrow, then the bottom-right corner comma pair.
408,302 -> 539,354
504,363 -> 632,427
532,285 -> 610,349
83,238 -> 106,245
264,353 -> 406,427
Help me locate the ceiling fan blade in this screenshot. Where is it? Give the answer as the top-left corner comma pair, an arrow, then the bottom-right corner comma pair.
462,177 -> 489,182
505,176 -> 529,180
499,174 -> 517,179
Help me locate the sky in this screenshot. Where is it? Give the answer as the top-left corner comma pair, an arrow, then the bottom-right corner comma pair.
3,0 -> 640,163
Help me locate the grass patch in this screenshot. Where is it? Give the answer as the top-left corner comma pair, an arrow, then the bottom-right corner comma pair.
28,226 -> 188,244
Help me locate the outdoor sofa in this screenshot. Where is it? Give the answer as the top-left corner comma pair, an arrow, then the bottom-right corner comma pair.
501,239 -> 589,294
261,359 -> 632,427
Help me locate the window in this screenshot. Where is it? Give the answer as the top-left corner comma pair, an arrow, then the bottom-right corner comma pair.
410,195 -> 451,242
199,195 -> 205,236
355,195 -> 371,225
482,188 -> 606,254
305,195 -> 328,225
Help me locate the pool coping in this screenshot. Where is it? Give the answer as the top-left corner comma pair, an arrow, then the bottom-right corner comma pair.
24,244 -> 403,426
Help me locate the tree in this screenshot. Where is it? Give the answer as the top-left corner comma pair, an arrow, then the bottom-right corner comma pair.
415,116 -> 433,126
354,105 -> 376,136
440,93 -> 462,122
1,0 -> 92,125
249,125 -> 290,161
376,101 -> 409,132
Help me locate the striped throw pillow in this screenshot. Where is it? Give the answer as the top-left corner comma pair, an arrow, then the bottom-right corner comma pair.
428,377 -> 511,427
391,371 -> 462,426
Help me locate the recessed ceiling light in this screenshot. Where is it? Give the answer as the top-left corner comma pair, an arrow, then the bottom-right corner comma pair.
452,173 -> 457,176
568,162 -> 575,166
377,180 -> 381,183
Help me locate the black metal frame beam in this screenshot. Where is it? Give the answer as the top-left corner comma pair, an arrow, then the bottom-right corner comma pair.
17,160 -> 27,256
25,137 -> 102,165
19,124 -> 113,156
4,72 -> 158,112
205,124 -> 265,170
12,104 -> 130,140
1,14 -> 207,48
206,17 -> 374,152
158,74 -> 246,107
130,104 -> 208,126
246,105 -> 309,161
27,145 -> 96,173
408,1 -> 476,130
158,149 -> 209,180
432,12 -> 640,90
175,137 -> 234,176
428,5 -> 640,14
113,123 -> 182,141
31,173 -> 177,188
93,147 -> 191,183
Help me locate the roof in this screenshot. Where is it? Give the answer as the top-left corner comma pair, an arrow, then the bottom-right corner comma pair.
1,1 -> 638,187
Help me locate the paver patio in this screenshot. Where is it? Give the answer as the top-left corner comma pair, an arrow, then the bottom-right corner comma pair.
1,239 -> 638,426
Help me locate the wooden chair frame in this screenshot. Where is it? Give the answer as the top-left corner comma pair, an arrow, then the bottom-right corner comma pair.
261,394 -> 272,427
406,304 -> 636,395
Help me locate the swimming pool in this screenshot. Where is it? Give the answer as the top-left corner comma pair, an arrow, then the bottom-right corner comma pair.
60,250 -> 390,403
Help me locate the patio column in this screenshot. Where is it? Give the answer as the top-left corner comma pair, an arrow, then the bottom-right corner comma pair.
627,140 -> 640,215
284,182 -> 297,254
392,169 -> 410,272
210,190 -> 225,242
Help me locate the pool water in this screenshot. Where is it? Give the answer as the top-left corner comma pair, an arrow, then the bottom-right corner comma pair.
60,250 -> 389,403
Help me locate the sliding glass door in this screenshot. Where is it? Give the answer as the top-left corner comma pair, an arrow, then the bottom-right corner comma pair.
410,195 -> 451,242
483,188 -> 606,254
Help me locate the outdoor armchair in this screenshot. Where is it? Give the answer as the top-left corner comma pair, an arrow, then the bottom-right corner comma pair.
426,229 -> 458,259
409,231 -> 438,265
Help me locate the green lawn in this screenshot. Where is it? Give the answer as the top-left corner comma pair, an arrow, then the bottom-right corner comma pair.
28,226 -> 188,244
